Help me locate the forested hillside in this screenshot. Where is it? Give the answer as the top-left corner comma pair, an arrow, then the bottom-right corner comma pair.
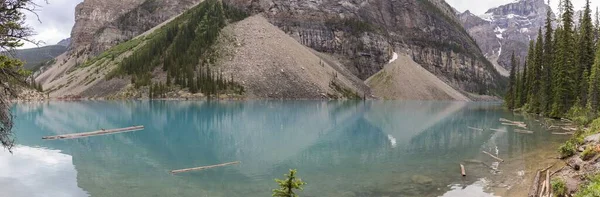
11,45 -> 66,71
105,0 -> 247,97
505,0 -> 600,119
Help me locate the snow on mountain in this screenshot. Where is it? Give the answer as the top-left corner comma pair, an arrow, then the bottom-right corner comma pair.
458,0 -> 554,74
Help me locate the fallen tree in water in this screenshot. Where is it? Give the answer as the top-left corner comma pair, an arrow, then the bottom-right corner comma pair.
42,126 -> 145,140
170,161 -> 241,174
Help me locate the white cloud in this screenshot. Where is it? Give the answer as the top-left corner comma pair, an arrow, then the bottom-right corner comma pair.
447,0 -> 600,16
21,0 -> 83,49
0,146 -> 88,197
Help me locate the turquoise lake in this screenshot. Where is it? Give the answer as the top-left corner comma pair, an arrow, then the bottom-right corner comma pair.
2,101 -> 569,197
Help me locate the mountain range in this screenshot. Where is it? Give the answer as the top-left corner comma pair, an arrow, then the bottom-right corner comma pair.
30,0 -> 556,100
11,39 -> 70,71
457,0 -> 553,76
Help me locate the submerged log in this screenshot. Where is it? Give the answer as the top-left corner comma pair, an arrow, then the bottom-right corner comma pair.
468,126 -> 484,131
460,164 -> 466,176
42,126 -> 145,140
463,159 -> 499,173
489,128 -> 505,132
482,151 -> 504,162
170,161 -> 241,174
528,170 -> 541,197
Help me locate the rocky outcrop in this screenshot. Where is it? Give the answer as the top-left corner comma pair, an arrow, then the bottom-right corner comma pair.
70,0 -> 145,51
366,52 -> 471,101
70,0 -> 200,55
224,0 -> 505,95
458,0 -> 553,73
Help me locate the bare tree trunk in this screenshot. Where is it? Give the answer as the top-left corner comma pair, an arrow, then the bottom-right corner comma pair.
0,83 -> 15,153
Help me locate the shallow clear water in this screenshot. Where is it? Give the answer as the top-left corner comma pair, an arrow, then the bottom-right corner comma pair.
3,101 -> 568,197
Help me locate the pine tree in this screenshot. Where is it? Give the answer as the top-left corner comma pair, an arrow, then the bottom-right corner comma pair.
527,30 -> 544,113
518,60 -> 528,108
551,0 -> 576,117
272,169 -> 306,197
588,41 -> 600,111
526,40 -> 536,109
542,6 -> 555,114
595,7 -> 599,42
506,52 -> 518,109
575,0 -> 595,106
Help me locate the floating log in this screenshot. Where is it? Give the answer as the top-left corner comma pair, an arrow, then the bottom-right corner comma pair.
502,122 -> 528,128
515,129 -> 534,134
528,170 -> 541,197
489,128 -> 505,132
552,132 -> 574,135
548,125 -> 560,130
561,127 -> 578,131
170,161 -> 240,174
460,164 -> 466,176
482,151 -> 504,162
468,126 -> 484,131
500,118 -> 526,124
42,126 -> 145,140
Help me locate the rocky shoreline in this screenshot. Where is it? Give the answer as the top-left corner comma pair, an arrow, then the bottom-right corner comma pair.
525,117 -> 600,197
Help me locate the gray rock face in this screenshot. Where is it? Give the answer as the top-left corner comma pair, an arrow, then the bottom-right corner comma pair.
458,0 -> 554,73
70,0 -> 145,50
225,0 -> 504,94
70,0 -> 200,55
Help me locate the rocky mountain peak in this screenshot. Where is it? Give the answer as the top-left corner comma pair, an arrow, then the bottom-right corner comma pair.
70,0 -> 145,50
69,0 -> 200,54
459,0 -> 554,75
484,0 -> 547,16
225,0 -> 504,95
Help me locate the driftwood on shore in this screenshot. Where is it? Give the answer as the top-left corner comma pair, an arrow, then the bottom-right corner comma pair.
482,151 -> 504,162
528,163 -> 557,197
42,126 -> 145,140
545,170 -> 551,197
460,164 -> 466,176
528,170 -> 541,197
170,161 -> 241,174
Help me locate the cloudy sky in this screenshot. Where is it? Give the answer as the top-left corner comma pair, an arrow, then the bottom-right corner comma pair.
22,0 -> 82,49
20,0 -> 600,49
